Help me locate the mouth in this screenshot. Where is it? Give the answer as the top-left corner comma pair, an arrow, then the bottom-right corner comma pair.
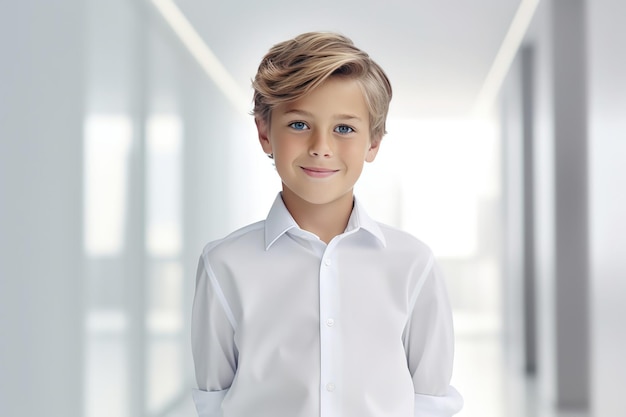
300,166 -> 339,178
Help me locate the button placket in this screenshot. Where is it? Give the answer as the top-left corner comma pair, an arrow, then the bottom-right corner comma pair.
319,243 -> 341,415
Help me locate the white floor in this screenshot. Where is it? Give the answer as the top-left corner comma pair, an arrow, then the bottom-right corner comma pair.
452,335 -> 588,417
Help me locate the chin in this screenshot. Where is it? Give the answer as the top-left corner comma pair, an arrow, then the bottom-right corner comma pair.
299,191 -> 353,206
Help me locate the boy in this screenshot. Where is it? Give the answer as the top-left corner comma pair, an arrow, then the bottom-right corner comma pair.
191,31 -> 463,417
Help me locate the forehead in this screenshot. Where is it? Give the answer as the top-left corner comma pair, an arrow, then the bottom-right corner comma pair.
274,77 -> 369,120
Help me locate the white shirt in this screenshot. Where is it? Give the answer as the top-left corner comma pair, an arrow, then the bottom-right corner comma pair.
191,193 -> 463,417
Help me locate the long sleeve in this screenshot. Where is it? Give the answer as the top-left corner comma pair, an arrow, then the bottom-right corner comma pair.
191,254 -> 238,417
403,258 -> 463,416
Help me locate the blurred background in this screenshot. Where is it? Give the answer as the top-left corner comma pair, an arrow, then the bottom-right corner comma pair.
1,0 -> 624,416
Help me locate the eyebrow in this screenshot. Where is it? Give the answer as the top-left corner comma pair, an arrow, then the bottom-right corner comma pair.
282,109 -> 363,121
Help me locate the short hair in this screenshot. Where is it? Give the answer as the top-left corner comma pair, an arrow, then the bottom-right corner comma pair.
252,31 -> 393,143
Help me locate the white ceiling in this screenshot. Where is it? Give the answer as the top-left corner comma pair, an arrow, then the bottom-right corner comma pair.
173,0 -> 523,120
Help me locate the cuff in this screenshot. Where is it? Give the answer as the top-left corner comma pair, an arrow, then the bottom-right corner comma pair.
192,388 -> 229,417
414,385 -> 463,417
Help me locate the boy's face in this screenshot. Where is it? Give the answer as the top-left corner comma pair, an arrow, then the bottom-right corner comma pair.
256,77 -> 380,207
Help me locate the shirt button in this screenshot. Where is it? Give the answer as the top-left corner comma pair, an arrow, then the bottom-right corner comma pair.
324,258 -> 331,266
326,318 -> 335,327
326,383 -> 336,392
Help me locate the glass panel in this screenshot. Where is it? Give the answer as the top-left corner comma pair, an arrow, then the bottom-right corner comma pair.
85,333 -> 129,417
147,261 -> 183,335
146,114 -> 183,258
145,261 -> 185,412
83,115 -> 132,257
145,114 -> 184,412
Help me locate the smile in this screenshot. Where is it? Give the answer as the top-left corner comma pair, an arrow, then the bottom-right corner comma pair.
300,166 -> 339,178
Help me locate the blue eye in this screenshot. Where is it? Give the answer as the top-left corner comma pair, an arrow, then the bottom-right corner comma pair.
334,125 -> 354,134
289,121 -> 308,130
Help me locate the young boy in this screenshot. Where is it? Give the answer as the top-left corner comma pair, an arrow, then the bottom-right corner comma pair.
191,31 -> 463,417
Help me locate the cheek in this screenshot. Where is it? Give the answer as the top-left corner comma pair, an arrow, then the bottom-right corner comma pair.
271,139 -> 295,162
272,141 -> 299,172
345,152 -> 368,173
354,143 -> 374,161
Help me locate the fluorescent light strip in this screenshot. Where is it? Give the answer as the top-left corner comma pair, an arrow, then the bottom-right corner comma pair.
150,0 -> 250,115
472,0 -> 540,117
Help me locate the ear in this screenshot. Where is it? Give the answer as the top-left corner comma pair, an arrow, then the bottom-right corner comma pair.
365,136 -> 382,163
255,117 -> 273,155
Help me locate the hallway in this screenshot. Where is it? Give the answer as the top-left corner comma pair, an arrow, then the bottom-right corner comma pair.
2,1 -> 626,417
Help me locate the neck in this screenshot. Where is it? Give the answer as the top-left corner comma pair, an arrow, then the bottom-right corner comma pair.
281,189 -> 354,244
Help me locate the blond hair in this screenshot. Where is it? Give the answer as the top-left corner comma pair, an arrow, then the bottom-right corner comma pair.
252,31 -> 392,143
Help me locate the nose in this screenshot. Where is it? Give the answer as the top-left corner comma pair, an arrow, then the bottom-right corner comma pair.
309,130 -> 333,157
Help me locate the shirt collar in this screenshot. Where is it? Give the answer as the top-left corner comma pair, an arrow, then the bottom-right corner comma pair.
264,193 -> 387,250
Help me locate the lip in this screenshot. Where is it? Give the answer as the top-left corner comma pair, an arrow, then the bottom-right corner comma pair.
300,166 -> 339,178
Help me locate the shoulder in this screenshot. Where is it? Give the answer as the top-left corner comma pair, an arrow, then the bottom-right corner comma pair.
202,220 -> 265,260
376,222 -> 435,259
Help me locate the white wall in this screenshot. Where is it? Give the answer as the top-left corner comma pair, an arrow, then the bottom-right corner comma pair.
0,2 -> 85,416
527,0 -> 590,409
500,50 -> 526,372
587,1 -> 626,415
501,0 -> 626,415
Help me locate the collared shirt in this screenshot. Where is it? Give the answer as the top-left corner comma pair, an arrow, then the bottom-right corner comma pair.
191,193 -> 463,417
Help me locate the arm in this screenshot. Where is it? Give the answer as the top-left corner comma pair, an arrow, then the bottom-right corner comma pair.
403,258 -> 463,417
191,253 -> 238,417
